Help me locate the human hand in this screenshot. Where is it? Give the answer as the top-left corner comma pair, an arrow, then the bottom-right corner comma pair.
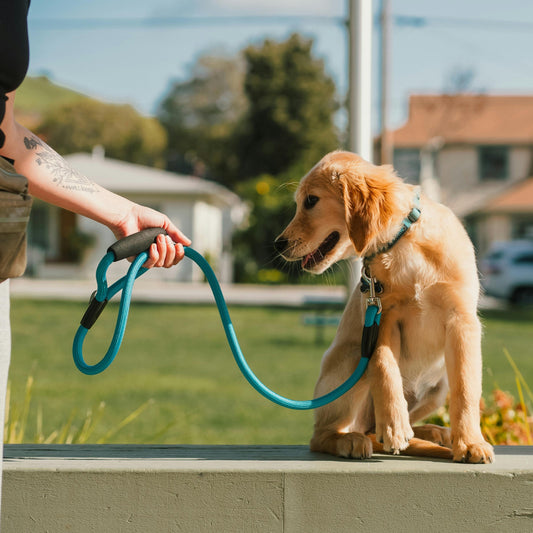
111,203 -> 191,269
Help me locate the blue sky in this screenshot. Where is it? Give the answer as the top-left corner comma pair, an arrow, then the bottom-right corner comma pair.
26,0 -> 533,132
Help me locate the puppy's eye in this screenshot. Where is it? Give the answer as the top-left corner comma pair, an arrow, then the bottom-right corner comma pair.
304,195 -> 319,209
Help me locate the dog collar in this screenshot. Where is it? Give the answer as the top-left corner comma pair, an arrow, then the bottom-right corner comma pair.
363,187 -> 421,265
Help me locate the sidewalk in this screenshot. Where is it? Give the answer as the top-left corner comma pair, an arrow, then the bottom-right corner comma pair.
9,277 -> 347,307
10,277 -> 504,310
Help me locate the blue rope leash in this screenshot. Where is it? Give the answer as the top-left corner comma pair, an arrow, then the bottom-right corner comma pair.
73,231 -> 379,410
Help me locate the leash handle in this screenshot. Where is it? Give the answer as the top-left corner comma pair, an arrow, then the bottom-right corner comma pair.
108,228 -> 167,261
73,229 -> 166,375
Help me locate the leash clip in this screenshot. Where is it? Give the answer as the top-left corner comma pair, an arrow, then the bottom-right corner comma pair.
367,295 -> 382,315
361,267 -> 382,315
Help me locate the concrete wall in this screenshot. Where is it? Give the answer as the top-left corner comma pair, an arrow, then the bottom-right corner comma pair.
3,445 -> 533,532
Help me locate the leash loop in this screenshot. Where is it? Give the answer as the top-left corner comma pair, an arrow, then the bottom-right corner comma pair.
72,229 -> 371,409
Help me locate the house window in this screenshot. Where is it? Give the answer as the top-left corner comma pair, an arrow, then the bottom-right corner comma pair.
393,149 -> 420,184
478,146 -> 509,181
513,217 -> 533,240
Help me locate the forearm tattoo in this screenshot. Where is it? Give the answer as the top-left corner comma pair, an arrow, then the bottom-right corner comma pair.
24,134 -> 100,193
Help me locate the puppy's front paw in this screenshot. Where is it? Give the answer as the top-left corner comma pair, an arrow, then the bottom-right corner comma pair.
453,439 -> 494,464
376,413 -> 414,454
336,433 -> 373,459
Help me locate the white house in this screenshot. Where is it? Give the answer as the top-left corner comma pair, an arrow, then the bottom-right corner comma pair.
27,151 -> 246,283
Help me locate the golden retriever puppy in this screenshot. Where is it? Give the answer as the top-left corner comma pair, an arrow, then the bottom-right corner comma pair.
275,151 -> 494,463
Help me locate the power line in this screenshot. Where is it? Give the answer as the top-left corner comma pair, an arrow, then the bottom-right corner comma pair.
29,15 -> 345,30
395,15 -> 533,32
29,13 -> 533,32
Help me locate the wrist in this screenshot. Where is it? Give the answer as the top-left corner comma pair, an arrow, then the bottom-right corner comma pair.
100,195 -> 137,239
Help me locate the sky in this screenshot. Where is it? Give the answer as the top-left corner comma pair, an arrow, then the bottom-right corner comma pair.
26,0 -> 533,133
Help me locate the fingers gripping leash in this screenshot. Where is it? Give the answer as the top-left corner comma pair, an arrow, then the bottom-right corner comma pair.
72,229 -> 373,410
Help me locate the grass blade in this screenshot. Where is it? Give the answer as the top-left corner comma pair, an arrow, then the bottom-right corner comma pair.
96,399 -> 154,444
515,376 -> 532,445
504,348 -> 533,405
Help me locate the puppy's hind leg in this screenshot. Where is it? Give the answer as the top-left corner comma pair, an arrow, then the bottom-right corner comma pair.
409,376 -> 452,448
311,426 -> 373,459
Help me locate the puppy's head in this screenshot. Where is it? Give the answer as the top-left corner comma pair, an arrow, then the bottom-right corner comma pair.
275,151 -> 401,273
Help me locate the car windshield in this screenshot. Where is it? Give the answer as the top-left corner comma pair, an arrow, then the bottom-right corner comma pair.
513,253 -> 533,265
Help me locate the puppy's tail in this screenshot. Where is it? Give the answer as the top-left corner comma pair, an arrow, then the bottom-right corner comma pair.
369,435 -> 453,460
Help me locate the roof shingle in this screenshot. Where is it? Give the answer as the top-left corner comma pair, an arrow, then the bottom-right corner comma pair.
393,95 -> 533,147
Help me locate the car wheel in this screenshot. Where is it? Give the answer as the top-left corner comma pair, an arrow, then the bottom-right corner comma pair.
511,287 -> 533,306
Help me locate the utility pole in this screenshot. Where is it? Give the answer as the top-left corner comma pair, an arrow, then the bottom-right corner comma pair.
347,0 -> 373,294
379,0 -> 393,164
348,0 -> 373,162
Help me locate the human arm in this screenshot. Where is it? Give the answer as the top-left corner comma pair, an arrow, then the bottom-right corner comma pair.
0,91 -> 190,268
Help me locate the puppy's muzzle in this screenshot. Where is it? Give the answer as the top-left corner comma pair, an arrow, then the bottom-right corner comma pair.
274,236 -> 289,255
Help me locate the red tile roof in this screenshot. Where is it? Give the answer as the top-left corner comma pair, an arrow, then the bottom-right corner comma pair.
393,95 -> 533,147
484,177 -> 533,213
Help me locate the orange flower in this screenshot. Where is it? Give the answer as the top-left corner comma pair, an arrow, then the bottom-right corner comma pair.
493,389 -> 514,410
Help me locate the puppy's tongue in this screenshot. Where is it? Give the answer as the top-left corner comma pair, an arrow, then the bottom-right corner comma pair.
302,251 -> 318,269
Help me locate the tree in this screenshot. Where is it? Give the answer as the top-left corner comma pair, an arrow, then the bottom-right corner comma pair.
157,51 -> 247,183
37,99 -> 168,167
235,33 -> 339,180
231,34 -> 340,281
157,35 -> 341,282
232,174 -> 295,283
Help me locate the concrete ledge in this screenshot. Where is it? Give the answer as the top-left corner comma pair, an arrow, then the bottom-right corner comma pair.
3,445 -> 533,532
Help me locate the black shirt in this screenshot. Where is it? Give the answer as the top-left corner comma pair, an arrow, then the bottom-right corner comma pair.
0,0 -> 31,148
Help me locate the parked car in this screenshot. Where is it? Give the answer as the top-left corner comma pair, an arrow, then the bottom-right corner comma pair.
480,240 -> 533,305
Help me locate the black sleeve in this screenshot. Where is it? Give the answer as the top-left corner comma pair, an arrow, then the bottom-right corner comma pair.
0,0 -> 31,148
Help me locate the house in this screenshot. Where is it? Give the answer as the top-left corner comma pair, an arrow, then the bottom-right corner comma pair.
390,94 -> 533,255
27,150 -> 246,283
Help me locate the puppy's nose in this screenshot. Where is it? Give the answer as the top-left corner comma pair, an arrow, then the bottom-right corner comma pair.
274,236 -> 289,254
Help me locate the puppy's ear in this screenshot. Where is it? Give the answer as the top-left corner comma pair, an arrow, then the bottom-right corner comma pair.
338,163 -> 396,255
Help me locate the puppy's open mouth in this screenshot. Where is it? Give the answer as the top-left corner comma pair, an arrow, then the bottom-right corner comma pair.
302,231 -> 340,269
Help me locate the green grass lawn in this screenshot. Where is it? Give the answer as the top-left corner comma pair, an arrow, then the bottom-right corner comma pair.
7,299 -> 533,445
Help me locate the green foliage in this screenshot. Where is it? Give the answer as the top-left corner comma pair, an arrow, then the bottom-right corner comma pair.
4,375 -> 154,444
157,33 -> 339,185
37,99 -> 168,167
229,34 -> 340,280
15,76 -> 88,116
236,34 -> 339,180
65,227 -> 96,262
232,170 -> 348,284
157,52 -> 247,183
425,349 -> 533,446
232,175 -> 294,282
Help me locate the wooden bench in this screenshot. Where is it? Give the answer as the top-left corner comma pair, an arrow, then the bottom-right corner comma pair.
302,296 -> 343,344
